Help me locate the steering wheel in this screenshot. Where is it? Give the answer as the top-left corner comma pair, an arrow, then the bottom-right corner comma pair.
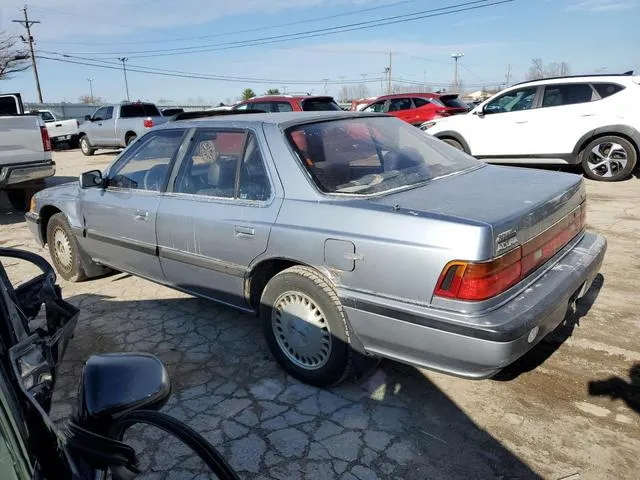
143,164 -> 168,191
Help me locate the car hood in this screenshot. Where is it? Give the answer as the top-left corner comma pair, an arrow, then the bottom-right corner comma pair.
369,165 -> 586,257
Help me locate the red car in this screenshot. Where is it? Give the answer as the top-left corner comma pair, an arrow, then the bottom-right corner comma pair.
357,93 -> 469,126
232,95 -> 342,112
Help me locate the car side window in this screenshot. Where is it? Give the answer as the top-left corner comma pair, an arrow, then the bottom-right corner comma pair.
251,102 -> 273,113
234,103 -> 248,110
173,129 -> 246,198
542,83 -> 595,108
108,130 -> 185,191
592,83 -> 624,99
388,98 -> 413,112
103,106 -> 114,120
362,100 -> 386,113
274,102 -> 293,112
484,87 -> 538,114
238,134 -> 271,201
92,107 -> 109,121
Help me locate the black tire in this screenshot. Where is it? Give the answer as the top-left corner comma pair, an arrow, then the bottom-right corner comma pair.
441,137 -> 464,151
260,265 -> 353,387
68,136 -> 80,149
46,213 -> 87,282
79,135 -> 95,156
580,135 -> 637,182
125,133 -> 137,146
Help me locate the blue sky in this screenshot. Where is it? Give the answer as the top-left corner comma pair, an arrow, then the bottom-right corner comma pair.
1,0 -> 639,104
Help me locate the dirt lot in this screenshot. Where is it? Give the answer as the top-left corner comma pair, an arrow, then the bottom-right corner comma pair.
1,149 -> 639,479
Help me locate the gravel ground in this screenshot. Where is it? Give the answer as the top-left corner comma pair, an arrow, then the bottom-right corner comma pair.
1,149 -> 638,479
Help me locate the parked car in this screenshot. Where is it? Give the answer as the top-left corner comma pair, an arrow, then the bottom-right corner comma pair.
0,93 -> 55,210
422,73 -> 640,181
350,97 -> 379,111
26,111 -> 606,387
358,93 -> 468,126
77,101 -> 168,156
232,95 -> 342,112
30,109 -> 80,149
0,247 -> 238,479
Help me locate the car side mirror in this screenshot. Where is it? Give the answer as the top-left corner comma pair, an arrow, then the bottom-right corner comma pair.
80,170 -> 103,188
84,115 -> 92,121
76,353 -> 171,432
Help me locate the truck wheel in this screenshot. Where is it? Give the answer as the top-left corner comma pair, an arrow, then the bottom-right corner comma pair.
260,266 -> 353,387
46,213 -> 87,282
125,133 -> 137,146
581,136 -> 637,181
79,136 -> 95,156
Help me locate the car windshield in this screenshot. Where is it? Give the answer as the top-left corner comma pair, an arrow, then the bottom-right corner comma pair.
286,117 -> 480,195
439,95 -> 469,109
38,111 -> 55,121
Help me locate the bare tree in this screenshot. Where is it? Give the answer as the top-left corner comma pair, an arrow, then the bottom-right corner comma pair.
79,95 -> 104,104
526,59 -> 571,80
0,31 -> 30,80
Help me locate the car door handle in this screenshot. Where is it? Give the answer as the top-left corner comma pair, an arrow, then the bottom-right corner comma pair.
234,225 -> 255,238
580,114 -> 595,117
133,210 -> 149,221
55,123 -> 62,127
515,120 -> 528,124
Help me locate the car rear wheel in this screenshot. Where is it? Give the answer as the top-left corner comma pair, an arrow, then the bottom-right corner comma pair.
260,266 -> 353,387
125,133 -> 137,146
79,136 -> 95,156
581,136 -> 637,182
46,213 -> 87,282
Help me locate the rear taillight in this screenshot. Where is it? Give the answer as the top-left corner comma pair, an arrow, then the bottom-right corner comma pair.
143,118 -> 153,128
40,126 -> 51,152
435,205 -> 585,301
436,110 -> 450,116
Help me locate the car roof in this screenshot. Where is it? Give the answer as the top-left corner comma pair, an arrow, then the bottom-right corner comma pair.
158,111 -> 388,129
511,72 -> 637,88
372,93 -> 445,100
241,95 -> 336,102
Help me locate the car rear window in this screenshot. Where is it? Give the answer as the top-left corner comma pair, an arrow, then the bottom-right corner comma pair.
301,98 -> 342,111
592,83 -> 624,99
120,103 -> 161,118
286,117 -> 479,195
439,95 -> 469,109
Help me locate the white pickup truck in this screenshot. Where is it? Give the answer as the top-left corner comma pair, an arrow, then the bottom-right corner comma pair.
30,109 -> 79,148
0,93 -> 55,210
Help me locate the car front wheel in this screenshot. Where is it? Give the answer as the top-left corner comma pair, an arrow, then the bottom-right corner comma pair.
46,213 -> 87,282
260,266 -> 353,387
79,136 -> 95,156
581,136 -> 637,181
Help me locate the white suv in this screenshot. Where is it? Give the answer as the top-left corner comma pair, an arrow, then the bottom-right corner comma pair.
422,73 -> 640,181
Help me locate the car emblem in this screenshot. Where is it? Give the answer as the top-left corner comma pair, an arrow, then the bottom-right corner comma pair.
496,229 -> 519,255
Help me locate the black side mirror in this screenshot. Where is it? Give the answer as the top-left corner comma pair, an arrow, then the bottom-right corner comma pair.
80,170 -> 103,188
84,115 -> 92,121
76,353 -> 170,433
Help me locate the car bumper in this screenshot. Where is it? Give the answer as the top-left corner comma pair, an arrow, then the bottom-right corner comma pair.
51,134 -> 77,142
0,160 -> 55,188
340,231 -> 607,379
25,212 -> 43,246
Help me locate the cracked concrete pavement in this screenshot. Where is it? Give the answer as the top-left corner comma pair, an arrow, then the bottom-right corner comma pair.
1,149 -> 639,479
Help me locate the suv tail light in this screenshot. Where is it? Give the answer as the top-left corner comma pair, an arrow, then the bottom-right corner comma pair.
40,126 -> 52,152
143,118 -> 153,128
434,205 -> 585,301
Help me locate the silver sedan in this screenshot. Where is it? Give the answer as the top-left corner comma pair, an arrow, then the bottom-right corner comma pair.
25,112 -> 606,386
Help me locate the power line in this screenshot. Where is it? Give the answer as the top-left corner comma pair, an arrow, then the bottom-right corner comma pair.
48,1 -> 514,58
36,54 -> 385,85
12,6 -> 43,102
36,0 -> 422,46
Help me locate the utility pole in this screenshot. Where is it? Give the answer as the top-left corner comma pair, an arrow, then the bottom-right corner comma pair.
87,78 -> 95,103
505,64 -> 512,88
12,6 -> 43,102
387,51 -> 393,94
451,52 -> 464,93
322,78 -> 329,95
118,57 -> 130,101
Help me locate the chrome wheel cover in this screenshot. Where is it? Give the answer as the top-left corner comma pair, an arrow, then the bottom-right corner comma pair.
52,227 -> 73,272
586,142 -> 628,178
271,291 -> 332,370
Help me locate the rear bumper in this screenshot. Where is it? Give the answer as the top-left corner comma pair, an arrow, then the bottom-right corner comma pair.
340,231 -> 607,378
0,160 -> 55,188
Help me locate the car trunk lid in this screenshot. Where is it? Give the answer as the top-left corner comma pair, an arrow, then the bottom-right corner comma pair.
370,165 -> 586,259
